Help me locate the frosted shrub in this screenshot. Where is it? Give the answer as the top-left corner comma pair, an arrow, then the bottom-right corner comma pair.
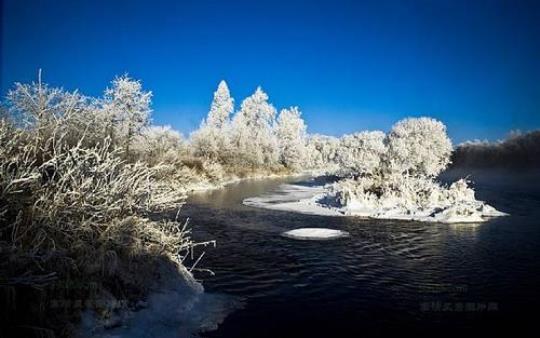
6,78 -> 107,152
444,178 -> 476,204
0,119 -> 193,296
333,177 -> 379,209
201,161 -> 226,182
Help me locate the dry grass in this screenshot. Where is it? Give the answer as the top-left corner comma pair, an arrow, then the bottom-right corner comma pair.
0,79 -> 208,336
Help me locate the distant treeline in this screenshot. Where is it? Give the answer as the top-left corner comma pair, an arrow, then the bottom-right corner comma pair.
451,130 -> 540,169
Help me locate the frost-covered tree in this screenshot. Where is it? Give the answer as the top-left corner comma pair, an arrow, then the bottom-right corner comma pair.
206,80 -> 234,129
102,75 -> 152,153
275,107 -> 307,169
336,131 -> 386,176
306,134 -> 340,169
384,117 -> 452,177
229,87 -> 279,165
191,80 -> 234,161
190,125 -> 228,160
133,125 -> 186,164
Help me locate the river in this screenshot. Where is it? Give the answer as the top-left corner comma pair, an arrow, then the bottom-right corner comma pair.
182,170 -> 540,337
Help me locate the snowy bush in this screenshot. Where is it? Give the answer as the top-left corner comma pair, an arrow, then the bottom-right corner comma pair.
6,76 -> 105,150
330,173 -> 504,222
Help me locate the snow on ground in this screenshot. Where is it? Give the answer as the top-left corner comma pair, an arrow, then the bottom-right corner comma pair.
243,184 -> 342,216
282,228 -> 350,240
243,181 -> 508,224
79,262 -> 242,338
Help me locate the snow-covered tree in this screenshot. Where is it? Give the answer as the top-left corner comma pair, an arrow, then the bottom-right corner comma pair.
190,125 -> 227,160
206,80 -> 234,129
102,75 -> 152,153
136,124 -> 184,152
132,125 -> 186,165
275,106 -> 307,169
191,80 -> 234,161
229,87 -> 279,165
306,134 -> 340,169
384,117 -> 452,177
336,131 -> 386,176
233,87 -> 276,130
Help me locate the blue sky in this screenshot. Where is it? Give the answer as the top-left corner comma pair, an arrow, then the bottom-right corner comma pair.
1,0 -> 539,143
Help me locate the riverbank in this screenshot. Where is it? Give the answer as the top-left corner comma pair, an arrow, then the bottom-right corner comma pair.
183,166 -> 317,194
78,257 -> 242,338
75,168 -> 308,337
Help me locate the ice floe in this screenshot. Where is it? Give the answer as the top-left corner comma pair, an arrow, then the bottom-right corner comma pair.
282,228 -> 350,240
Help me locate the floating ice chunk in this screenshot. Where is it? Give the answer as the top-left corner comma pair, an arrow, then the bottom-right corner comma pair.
282,228 -> 350,240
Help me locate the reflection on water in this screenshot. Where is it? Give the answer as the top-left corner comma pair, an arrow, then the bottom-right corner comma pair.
188,176 -> 310,209
181,172 -> 540,337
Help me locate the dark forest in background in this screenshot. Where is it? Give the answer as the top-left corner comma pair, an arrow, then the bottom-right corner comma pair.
451,130 -> 540,170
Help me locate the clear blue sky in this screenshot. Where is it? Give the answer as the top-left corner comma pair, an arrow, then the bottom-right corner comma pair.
1,0 -> 539,143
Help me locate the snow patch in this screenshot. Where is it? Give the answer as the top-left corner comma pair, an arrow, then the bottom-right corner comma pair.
243,184 -> 342,216
78,263 -> 242,338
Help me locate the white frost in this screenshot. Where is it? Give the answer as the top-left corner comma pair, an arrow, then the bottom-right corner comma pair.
282,228 -> 350,240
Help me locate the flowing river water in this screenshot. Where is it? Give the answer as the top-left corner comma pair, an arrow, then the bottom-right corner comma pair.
181,171 -> 540,337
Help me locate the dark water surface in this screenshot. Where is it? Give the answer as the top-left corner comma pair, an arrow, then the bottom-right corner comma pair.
182,171 -> 540,337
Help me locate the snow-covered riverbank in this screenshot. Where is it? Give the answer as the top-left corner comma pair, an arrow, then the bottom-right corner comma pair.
78,261 -> 242,338
185,170 -> 318,194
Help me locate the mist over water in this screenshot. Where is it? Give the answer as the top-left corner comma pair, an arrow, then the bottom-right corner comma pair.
181,171 -> 540,337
